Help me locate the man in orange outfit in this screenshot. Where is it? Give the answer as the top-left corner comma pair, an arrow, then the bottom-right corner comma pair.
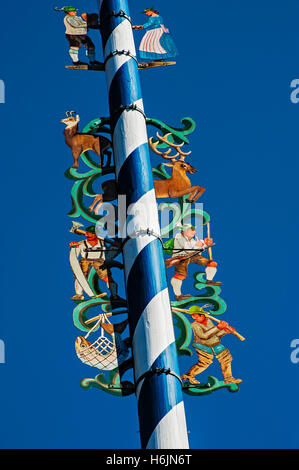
170,224 -> 221,301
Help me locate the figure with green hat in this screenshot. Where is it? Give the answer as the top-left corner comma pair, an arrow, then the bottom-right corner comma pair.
54,6 -> 101,66
180,307 -> 242,385
133,7 -> 178,61
69,222 -> 120,301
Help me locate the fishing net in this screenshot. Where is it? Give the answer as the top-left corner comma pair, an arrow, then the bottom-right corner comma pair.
76,313 -> 129,371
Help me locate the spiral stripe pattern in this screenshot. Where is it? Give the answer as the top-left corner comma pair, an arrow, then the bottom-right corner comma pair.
98,0 -> 189,449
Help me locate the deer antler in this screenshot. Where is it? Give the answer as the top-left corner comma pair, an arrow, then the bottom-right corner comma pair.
157,132 -> 192,161
151,132 -> 192,161
149,136 -> 173,159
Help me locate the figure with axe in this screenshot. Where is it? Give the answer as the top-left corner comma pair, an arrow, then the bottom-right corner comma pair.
167,223 -> 221,301
69,222 -> 120,301
173,305 -> 243,385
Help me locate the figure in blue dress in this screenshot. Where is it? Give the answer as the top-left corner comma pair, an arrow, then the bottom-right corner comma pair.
133,7 -> 178,61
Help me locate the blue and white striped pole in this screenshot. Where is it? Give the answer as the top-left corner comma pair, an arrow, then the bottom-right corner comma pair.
98,0 -> 189,449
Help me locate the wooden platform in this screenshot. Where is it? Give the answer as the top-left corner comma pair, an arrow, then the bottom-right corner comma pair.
65,63 -> 105,71
138,61 -> 176,69
65,61 -> 176,71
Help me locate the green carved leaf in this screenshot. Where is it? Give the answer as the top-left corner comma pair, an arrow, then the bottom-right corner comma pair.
172,311 -> 193,357
83,116 -> 196,146
80,359 -> 134,397
147,117 -> 196,146
182,376 -> 239,396
66,115 -> 230,398
73,297 -> 112,333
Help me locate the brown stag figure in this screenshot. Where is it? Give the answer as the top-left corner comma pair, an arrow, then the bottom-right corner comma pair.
61,111 -> 112,169
149,132 -> 205,203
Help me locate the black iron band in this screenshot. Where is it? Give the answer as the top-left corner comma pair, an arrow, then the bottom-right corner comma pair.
135,368 -> 183,391
101,10 -> 132,26
111,103 -> 146,121
83,229 -> 163,253
104,49 -> 138,66
121,229 -> 163,250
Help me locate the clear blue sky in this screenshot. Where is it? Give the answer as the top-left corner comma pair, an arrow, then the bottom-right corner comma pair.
0,0 -> 299,449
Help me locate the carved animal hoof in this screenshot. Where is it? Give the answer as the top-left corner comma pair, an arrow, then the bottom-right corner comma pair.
72,164 -> 79,169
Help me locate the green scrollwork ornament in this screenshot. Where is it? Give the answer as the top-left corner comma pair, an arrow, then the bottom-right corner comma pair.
66,115 -> 233,397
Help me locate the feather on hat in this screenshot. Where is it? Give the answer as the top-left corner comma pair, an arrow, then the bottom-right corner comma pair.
141,7 -> 158,14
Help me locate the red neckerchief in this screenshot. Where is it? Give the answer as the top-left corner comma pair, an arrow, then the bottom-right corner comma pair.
86,232 -> 99,247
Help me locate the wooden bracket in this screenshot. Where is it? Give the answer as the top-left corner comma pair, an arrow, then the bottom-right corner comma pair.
65,61 -> 176,72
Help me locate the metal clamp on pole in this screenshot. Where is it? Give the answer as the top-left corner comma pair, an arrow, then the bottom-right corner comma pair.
111,103 -> 147,120
104,49 -> 138,66
101,9 -> 132,26
121,229 -> 164,250
135,368 -> 183,391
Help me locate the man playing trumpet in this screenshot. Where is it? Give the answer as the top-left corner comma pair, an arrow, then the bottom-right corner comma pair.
181,310 -> 242,385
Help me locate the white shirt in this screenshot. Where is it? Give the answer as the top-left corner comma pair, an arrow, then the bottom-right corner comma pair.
172,232 -> 207,258
78,239 -> 105,260
64,16 -> 87,35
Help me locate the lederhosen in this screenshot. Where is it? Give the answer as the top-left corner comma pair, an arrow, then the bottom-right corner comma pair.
79,240 -> 108,281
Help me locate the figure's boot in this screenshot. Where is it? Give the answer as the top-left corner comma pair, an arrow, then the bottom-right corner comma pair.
69,47 -> 87,65
71,280 -> 84,301
171,276 -> 191,301
181,349 -> 213,384
69,47 -> 79,64
205,261 -> 222,286
87,48 -> 102,66
217,349 -> 242,384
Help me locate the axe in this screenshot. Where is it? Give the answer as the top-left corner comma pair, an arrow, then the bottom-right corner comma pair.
69,221 -> 84,234
69,220 -> 106,241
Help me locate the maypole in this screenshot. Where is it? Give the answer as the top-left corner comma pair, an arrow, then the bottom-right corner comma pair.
58,0 -> 244,453
97,0 -> 189,449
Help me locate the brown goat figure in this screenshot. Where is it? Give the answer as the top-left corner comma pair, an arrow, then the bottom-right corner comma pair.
61,111 -> 112,169
149,132 -> 205,203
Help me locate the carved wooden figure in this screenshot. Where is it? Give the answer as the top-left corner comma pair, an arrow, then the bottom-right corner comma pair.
149,132 -> 205,203
61,111 -> 112,169
133,8 -> 178,61
178,308 -> 244,385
